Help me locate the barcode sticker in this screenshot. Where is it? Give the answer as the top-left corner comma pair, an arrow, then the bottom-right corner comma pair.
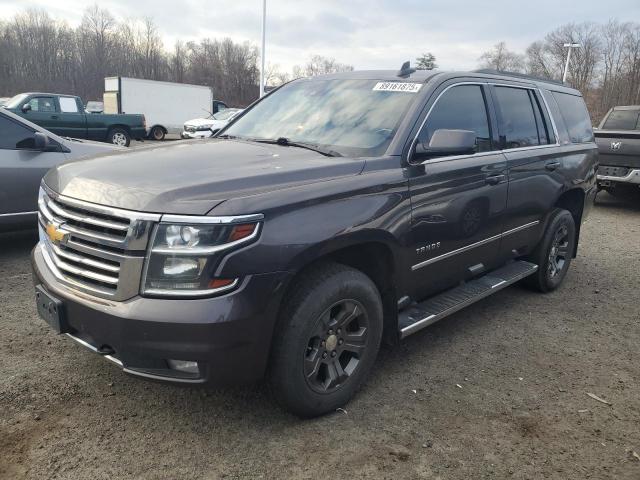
373,82 -> 422,93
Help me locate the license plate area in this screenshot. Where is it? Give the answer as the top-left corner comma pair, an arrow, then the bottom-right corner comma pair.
35,285 -> 68,334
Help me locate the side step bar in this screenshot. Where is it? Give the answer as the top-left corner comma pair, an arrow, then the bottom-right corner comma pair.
398,260 -> 538,339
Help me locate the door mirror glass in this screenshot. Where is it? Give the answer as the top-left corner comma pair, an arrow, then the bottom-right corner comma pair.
414,129 -> 477,160
16,132 -> 55,151
21,103 -> 31,113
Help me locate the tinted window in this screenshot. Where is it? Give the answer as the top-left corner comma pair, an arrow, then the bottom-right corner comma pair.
552,92 -> 594,143
28,96 -> 56,112
0,114 -> 35,149
494,87 -> 540,149
602,109 -> 640,130
419,85 -> 492,152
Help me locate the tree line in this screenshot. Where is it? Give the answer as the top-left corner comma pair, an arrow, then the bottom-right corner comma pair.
0,7 -> 353,108
478,20 -> 640,122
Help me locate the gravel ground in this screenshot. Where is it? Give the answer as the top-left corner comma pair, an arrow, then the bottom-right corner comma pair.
1,192 -> 639,480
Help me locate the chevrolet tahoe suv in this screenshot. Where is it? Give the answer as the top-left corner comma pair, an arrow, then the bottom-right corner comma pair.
32,67 -> 598,417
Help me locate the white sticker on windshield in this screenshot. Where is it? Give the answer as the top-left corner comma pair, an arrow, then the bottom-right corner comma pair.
373,82 -> 422,93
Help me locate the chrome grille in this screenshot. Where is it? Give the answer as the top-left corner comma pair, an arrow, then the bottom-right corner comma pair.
38,186 -> 161,300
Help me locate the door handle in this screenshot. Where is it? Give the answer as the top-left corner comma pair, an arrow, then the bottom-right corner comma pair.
51,115 -> 59,119
485,174 -> 506,185
545,161 -> 561,171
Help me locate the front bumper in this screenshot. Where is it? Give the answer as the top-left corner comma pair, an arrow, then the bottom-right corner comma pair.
32,244 -> 290,386
181,130 -> 213,139
597,168 -> 640,186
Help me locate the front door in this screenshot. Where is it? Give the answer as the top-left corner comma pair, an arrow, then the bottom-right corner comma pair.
19,95 -> 60,134
407,83 -> 508,300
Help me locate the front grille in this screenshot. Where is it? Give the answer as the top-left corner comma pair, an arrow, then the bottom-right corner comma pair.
38,187 -> 160,300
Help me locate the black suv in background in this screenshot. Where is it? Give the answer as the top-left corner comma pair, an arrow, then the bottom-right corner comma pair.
32,67 -> 598,417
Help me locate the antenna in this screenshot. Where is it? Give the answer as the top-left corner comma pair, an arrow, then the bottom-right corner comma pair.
397,61 -> 416,78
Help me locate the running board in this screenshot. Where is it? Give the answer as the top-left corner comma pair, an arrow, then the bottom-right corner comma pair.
398,261 -> 538,339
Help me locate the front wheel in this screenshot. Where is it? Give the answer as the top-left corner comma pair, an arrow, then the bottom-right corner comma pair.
269,263 -> 383,417
523,208 -> 576,292
109,127 -> 131,147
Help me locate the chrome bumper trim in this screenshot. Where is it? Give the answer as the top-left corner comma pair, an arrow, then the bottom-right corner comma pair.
597,169 -> 640,185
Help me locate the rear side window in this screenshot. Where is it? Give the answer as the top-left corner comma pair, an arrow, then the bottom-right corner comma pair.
494,86 -> 543,149
0,114 -> 35,149
419,84 -> 492,152
602,109 -> 640,130
59,97 -> 79,113
551,92 -> 594,143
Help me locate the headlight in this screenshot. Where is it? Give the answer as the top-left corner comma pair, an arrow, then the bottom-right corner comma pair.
196,124 -> 214,131
141,216 -> 262,297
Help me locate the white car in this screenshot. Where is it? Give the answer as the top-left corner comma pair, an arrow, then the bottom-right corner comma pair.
181,108 -> 243,139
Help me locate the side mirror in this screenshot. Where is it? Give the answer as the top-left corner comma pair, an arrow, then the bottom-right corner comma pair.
16,132 -> 56,152
21,103 -> 32,113
413,129 -> 477,161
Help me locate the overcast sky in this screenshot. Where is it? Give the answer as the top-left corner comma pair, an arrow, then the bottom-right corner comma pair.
2,0 -> 639,72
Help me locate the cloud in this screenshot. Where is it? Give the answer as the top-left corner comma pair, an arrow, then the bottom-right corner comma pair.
1,0 -> 639,72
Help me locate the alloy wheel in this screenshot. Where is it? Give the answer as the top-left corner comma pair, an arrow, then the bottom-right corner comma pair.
112,132 -> 127,146
547,224 -> 569,279
304,299 -> 369,394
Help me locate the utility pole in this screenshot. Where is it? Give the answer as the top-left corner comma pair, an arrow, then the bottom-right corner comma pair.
562,42 -> 581,84
259,0 -> 267,97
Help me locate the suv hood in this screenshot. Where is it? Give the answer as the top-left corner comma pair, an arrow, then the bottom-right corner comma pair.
44,139 -> 365,215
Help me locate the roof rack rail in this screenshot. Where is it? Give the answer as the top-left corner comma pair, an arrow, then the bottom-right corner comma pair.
472,69 -> 564,86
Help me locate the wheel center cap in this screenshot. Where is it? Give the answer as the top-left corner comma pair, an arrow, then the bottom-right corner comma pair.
326,334 -> 338,351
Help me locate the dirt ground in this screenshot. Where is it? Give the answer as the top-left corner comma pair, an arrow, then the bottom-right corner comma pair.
1,192 -> 639,480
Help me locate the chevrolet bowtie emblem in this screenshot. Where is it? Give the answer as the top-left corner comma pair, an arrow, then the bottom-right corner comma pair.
46,223 -> 68,244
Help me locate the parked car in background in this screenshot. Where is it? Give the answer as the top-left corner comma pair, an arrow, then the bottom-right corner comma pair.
212,100 -> 228,114
0,109 -> 119,231
31,67 -> 597,417
104,77 -> 213,141
5,93 -> 146,146
0,97 -> 9,107
85,101 -> 104,114
594,105 -> 640,200
182,108 -> 243,138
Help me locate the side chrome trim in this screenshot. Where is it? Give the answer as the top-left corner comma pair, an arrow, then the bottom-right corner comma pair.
0,210 -> 37,217
597,169 -> 640,185
411,221 -> 540,271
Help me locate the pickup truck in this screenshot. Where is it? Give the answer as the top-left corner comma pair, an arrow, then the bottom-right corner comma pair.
4,93 -> 146,147
32,67 -> 598,417
594,105 -> 640,199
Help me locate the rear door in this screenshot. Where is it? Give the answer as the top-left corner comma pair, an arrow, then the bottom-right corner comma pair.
55,96 -> 88,139
407,82 -> 509,299
490,83 -> 564,258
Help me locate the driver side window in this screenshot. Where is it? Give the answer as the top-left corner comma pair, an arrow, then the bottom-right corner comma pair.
418,85 -> 493,153
28,96 -> 56,113
0,114 -> 35,150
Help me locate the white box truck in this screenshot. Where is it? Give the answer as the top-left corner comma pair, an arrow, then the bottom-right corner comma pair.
103,77 -> 213,140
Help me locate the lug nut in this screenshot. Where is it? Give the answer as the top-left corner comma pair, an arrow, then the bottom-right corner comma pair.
322,352 -> 327,358
321,340 -> 326,347
331,351 -> 336,357
337,328 -> 342,334
328,329 -> 334,335
338,339 -> 343,345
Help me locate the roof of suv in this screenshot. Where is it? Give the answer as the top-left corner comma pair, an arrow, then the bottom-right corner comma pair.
315,69 -> 580,95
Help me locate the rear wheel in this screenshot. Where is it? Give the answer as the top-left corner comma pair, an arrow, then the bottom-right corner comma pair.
269,263 -> 383,417
523,208 -> 576,292
150,126 -> 165,141
109,127 -> 130,147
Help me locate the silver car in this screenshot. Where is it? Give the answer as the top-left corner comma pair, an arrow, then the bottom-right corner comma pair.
0,109 -> 119,231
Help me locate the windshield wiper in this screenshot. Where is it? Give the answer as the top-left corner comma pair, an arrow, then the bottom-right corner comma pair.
251,137 -> 342,157
216,134 -> 237,139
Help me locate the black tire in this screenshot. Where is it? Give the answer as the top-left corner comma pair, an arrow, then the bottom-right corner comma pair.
523,208 -> 576,292
269,263 -> 383,418
150,126 -> 165,141
109,127 -> 131,147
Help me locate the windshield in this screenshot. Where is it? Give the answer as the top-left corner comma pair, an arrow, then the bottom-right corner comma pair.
5,94 -> 29,109
225,79 -> 422,157
213,109 -> 239,120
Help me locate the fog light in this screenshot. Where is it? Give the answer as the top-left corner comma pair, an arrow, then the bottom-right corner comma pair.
167,359 -> 199,374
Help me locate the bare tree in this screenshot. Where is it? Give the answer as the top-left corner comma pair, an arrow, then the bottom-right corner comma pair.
478,42 -> 525,72
292,55 -> 354,78
415,52 -> 437,70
